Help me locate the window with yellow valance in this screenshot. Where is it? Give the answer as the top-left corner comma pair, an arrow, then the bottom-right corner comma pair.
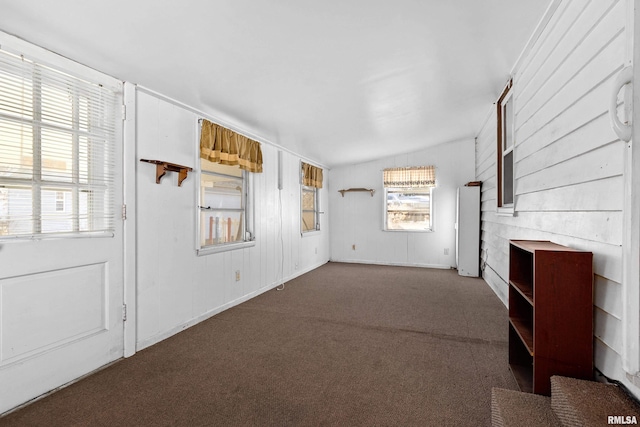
301,162 -> 323,189
383,166 -> 435,232
199,119 -> 263,173
383,166 -> 435,188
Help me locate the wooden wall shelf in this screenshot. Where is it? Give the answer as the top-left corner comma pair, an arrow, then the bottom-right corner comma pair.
140,159 -> 193,187
338,188 -> 375,197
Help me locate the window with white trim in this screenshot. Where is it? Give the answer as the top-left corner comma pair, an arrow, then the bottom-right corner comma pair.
300,161 -> 322,233
0,49 -> 118,239
497,80 -> 514,208
383,166 -> 435,232
301,185 -> 319,232
199,159 -> 252,248
197,119 -> 261,254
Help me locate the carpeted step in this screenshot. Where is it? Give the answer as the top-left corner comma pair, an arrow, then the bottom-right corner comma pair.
491,387 -> 561,427
551,375 -> 640,427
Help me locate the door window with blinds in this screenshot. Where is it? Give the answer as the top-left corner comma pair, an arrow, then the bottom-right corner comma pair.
0,49 -> 118,239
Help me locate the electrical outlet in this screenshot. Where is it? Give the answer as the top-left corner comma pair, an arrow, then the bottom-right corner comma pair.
295,263 -> 299,270
315,247 -> 318,254
235,270 -> 240,281
444,248 -> 449,255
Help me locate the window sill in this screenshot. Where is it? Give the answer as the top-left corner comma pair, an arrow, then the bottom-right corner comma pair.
0,231 -> 115,242
197,240 -> 255,256
496,206 -> 515,217
383,229 -> 434,233
301,230 -> 321,237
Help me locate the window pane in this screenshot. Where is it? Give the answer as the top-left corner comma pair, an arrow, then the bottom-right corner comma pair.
503,96 -> 513,150
0,119 -> 34,180
41,188 -> 73,233
41,127 -> 73,182
302,212 -> 316,232
41,83 -> 74,129
79,190 -> 88,231
201,173 -> 243,209
0,67 -> 34,120
302,186 -> 318,232
78,135 -> 89,184
386,190 -> 431,231
0,186 -> 32,236
201,211 -> 243,246
503,151 -> 514,205
302,188 -> 315,210
199,162 -> 247,248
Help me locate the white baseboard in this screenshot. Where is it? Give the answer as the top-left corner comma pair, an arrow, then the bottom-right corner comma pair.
329,258 -> 452,270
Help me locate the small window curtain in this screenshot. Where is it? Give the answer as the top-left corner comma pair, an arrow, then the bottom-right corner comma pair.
200,119 -> 263,173
301,162 -> 323,188
383,166 -> 436,188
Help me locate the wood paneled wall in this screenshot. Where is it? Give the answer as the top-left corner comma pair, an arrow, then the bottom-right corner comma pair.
329,138 -> 475,268
135,90 -> 330,350
475,0 -> 629,392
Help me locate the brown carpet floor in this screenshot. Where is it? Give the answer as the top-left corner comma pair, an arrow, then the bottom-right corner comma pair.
0,262 -> 517,426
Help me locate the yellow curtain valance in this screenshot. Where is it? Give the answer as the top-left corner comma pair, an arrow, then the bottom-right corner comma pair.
200,119 -> 263,173
301,162 -> 323,188
383,166 -> 435,188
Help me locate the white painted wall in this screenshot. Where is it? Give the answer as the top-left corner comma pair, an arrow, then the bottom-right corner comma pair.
329,139 -> 475,269
134,89 -> 330,350
475,0 -> 637,396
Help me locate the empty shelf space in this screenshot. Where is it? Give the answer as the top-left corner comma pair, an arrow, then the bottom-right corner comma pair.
509,317 -> 533,355
510,280 -> 533,304
509,363 -> 534,393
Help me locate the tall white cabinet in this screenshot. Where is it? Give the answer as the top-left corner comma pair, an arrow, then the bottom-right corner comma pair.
456,185 -> 481,277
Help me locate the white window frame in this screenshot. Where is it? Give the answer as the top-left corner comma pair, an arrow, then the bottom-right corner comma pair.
196,133 -> 255,256
497,80 -> 515,215
383,186 -> 434,232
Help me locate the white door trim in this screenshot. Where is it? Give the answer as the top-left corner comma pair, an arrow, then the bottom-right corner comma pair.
123,81 -> 137,357
622,0 -> 639,376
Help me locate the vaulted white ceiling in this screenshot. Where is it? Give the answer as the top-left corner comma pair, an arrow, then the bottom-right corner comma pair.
0,1 -> 550,168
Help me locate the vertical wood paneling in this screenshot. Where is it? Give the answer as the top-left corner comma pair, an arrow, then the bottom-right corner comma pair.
329,139 -> 475,269
135,91 -> 329,350
476,0 -> 631,395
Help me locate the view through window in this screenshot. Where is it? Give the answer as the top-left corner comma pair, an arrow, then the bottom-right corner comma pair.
383,166 -> 435,231
199,159 -> 247,247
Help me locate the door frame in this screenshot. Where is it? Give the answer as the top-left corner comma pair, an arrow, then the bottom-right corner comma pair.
622,0 -> 640,376
123,82 -> 137,357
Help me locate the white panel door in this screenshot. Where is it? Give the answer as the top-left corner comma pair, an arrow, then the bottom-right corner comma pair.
0,229 -> 124,413
0,34 -> 125,414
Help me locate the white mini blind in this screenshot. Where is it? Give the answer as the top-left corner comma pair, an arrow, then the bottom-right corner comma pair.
0,48 -> 118,238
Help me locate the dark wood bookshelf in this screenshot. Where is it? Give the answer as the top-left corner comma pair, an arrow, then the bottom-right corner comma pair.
508,240 -> 593,396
